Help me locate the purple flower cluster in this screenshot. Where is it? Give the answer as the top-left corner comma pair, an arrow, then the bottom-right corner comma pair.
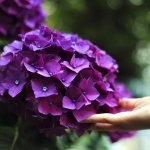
0,0 -> 46,38
0,26 -> 133,141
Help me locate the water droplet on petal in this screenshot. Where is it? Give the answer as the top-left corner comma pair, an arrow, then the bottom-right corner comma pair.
37,45 -> 41,48
82,91 -> 86,95
49,72 -> 53,76
49,100 -> 53,105
72,41 -> 76,45
100,77 -> 107,83
15,80 -> 20,85
61,78 -> 65,82
41,31 -> 45,36
103,77 -> 107,83
42,86 -> 48,92
31,62 -> 35,66
72,65 -> 76,69
72,99 -> 76,103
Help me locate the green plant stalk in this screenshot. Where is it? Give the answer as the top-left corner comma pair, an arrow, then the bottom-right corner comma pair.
10,117 -> 21,150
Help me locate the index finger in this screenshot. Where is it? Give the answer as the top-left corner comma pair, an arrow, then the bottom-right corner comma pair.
82,111 -> 137,125
81,113 -> 115,124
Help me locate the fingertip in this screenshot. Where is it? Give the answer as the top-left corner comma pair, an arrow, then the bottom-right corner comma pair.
119,98 -> 129,103
119,98 -> 135,110
81,114 -> 115,124
80,115 -> 99,123
80,115 -> 95,123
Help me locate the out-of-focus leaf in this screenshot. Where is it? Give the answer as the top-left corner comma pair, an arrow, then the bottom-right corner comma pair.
0,125 -> 60,150
0,39 -> 10,47
56,131 -> 110,150
0,126 -> 20,150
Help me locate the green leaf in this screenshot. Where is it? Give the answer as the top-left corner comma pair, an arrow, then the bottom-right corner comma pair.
0,39 -> 10,47
0,125 -> 58,150
0,124 -> 111,150
61,131 -> 111,150
0,126 -> 19,150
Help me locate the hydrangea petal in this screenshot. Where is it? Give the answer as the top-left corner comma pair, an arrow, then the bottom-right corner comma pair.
31,79 -> 57,98
38,98 -> 63,116
62,96 -> 76,110
73,105 -> 96,122
8,82 -> 25,97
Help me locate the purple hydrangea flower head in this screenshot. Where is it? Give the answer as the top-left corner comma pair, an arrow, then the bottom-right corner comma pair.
23,52 -> 62,77
2,65 -> 26,97
0,0 -> 46,38
72,105 -> 96,122
97,92 -> 118,107
62,86 -> 86,110
56,69 -> 77,87
61,54 -> 90,73
31,78 -> 57,98
38,95 -> 65,116
0,26 -> 134,142
79,78 -> 100,102
96,53 -> 118,72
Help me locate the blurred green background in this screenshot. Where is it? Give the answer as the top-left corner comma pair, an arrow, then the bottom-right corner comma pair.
1,0 -> 150,149
44,0 -> 150,97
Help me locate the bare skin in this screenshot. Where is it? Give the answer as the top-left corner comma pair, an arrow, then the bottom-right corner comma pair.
82,97 -> 150,132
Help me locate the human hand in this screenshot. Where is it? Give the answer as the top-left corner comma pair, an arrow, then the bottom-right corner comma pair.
82,97 -> 150,131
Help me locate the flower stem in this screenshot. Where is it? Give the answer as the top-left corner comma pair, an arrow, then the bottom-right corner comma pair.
10,117 -> 21,150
